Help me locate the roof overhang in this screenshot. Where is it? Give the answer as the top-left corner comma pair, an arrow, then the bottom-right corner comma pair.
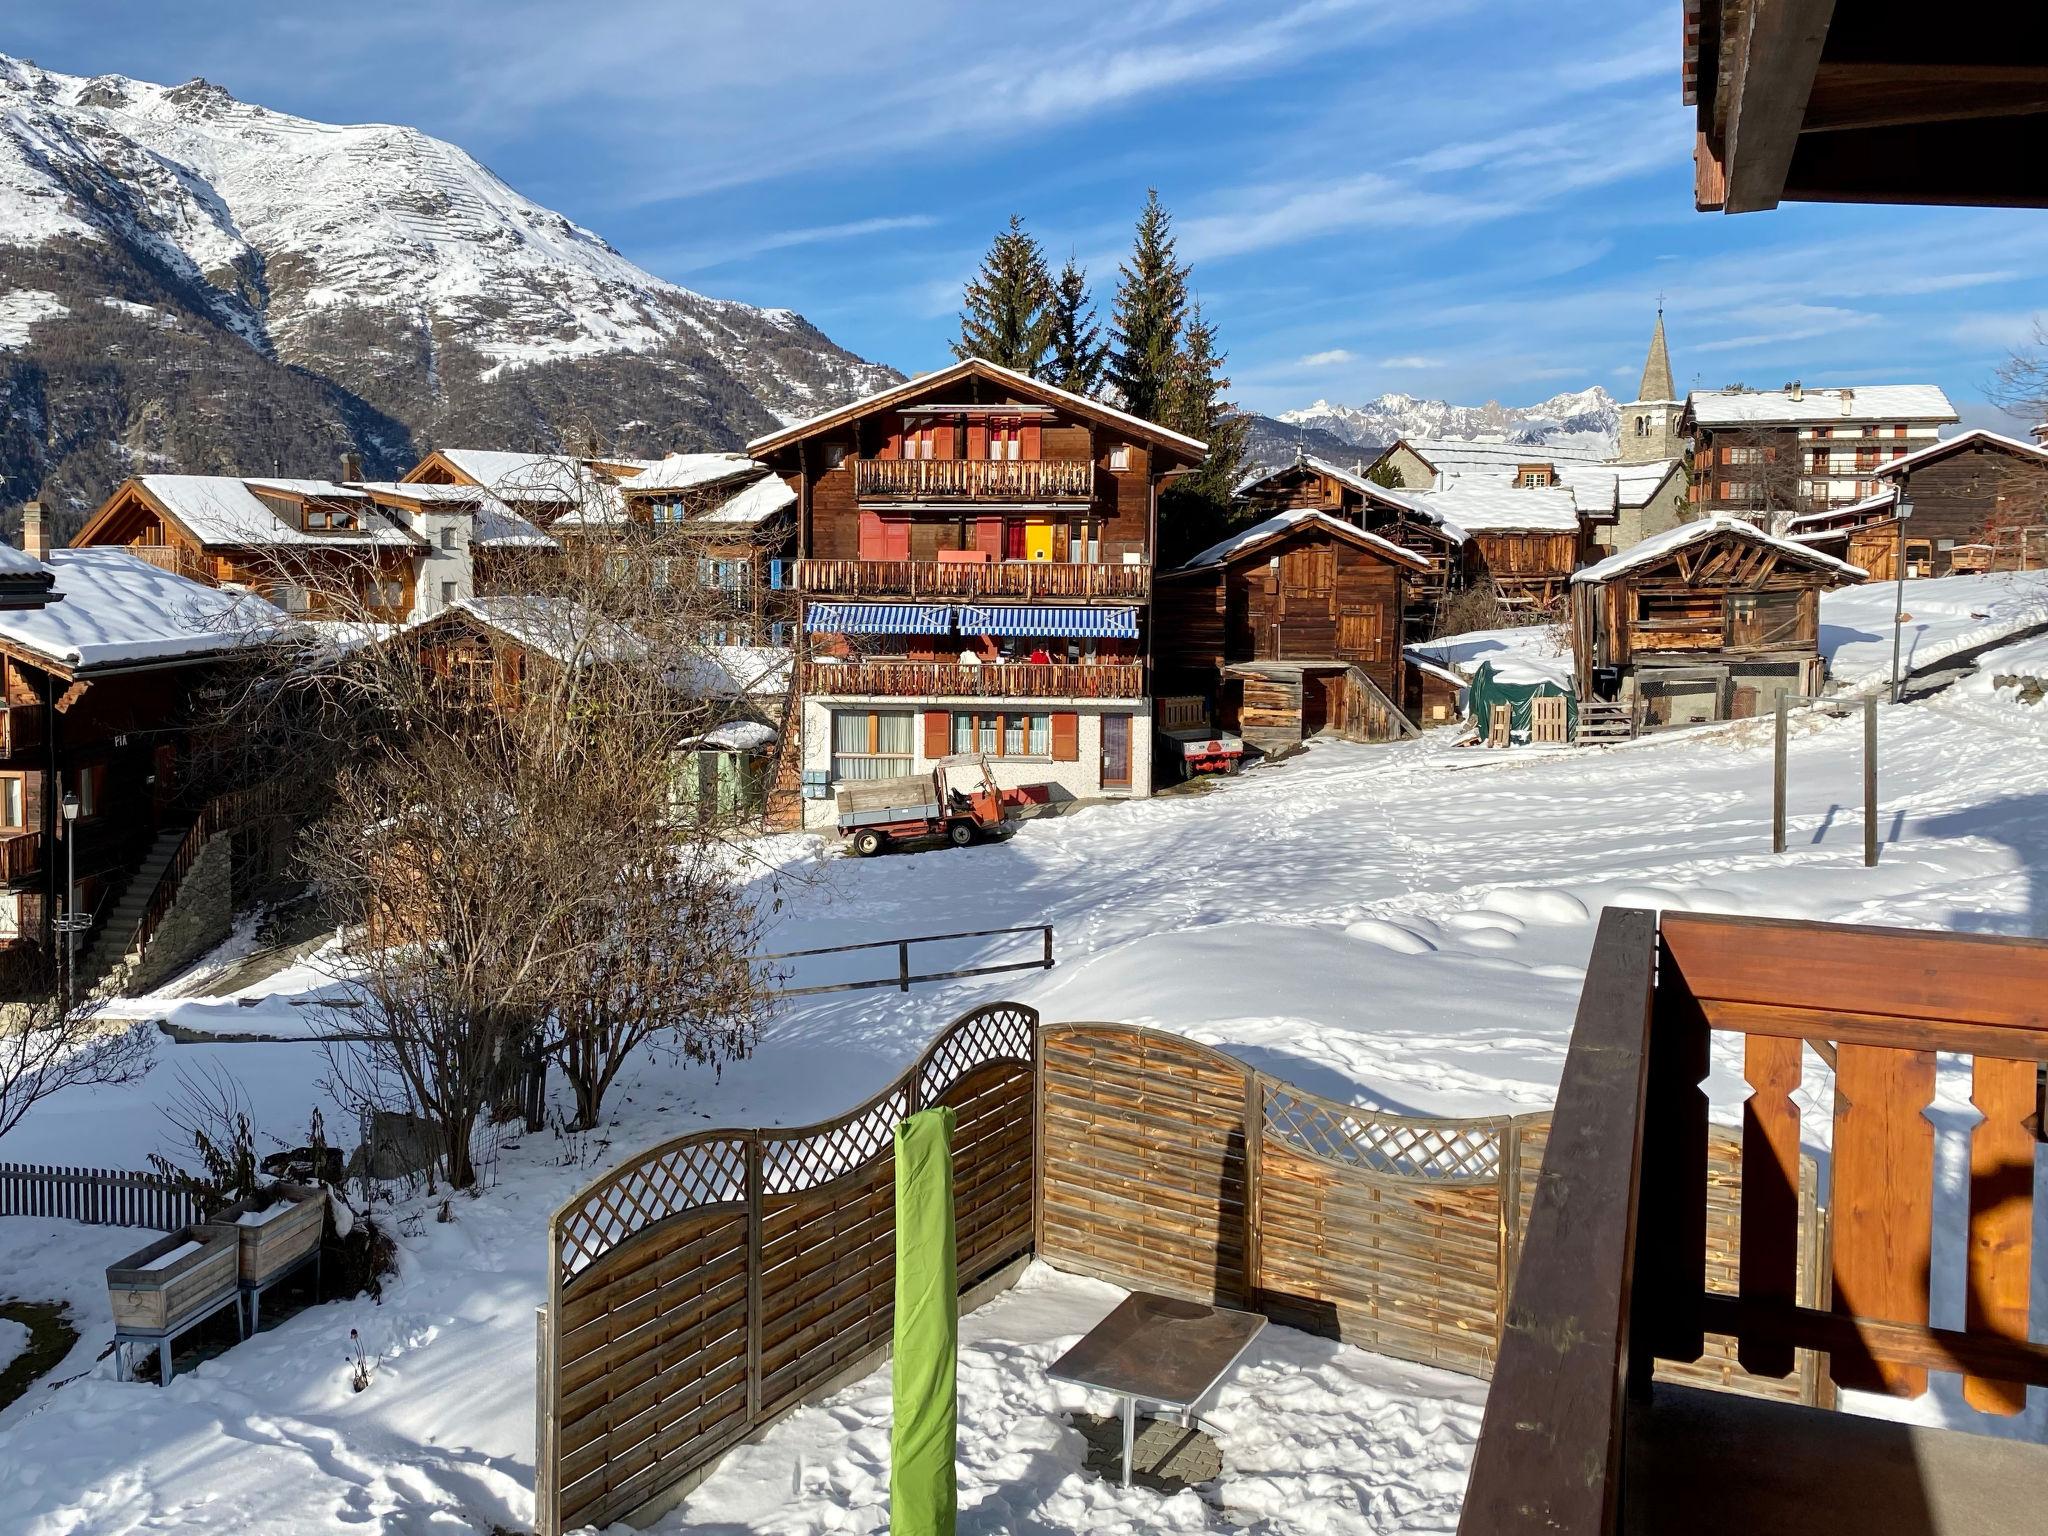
1689,0 -> 2048,213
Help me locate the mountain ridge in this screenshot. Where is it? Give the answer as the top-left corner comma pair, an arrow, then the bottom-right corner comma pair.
0,55 -> 899,527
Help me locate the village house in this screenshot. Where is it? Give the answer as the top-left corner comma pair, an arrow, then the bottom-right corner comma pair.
743,357 -> 1205,825
1361,478 -> 1589,613
1234,455 -> 1470,642
71,474 -> 425,621
606,454 -> 800,647
1682,383 -> 1958,529
1871,427 -> 2048,574
0,507 -> 282,994
1783,488 -> 1907,581
1154,509 -> 1427,753
1568,514 -> 1865,731
397,448 -> 660,523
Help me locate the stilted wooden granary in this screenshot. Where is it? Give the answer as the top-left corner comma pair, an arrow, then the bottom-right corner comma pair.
1155,510 -> 1426,751
1569,515 -> 1864,730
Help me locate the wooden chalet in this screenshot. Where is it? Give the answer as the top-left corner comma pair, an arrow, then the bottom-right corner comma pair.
1235,455 -> 1470,640
746,358 -> 1205,823
1785,489 -> 1906,581
1361,479 -> 1590,613
1461,908 -> 2048,1536
73,475 -> 423,622
1569,515 -> 1864,730
612,456 -> 800,648
1872,428 -> 2048,574
0,529 -> 278,995
1686,0 -> 2048,213
1155,510 -> 1425,751
400,449 -> 658,525
1683,385 -> 1957,525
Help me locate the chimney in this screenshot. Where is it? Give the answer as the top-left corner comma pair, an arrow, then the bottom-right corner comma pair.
2031,422 -> 2048,447
340,450 -> 364,483
22,500 -> 48,562
1787,380 -> 1802,401
1838,387 -> 1854,417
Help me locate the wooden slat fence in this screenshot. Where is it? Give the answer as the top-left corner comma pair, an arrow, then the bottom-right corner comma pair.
0,1162 -> 204,1230
537,1001 -> 1038,1536
539,1006 -> 1833,1535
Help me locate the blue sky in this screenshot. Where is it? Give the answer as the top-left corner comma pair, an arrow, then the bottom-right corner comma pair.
12,1 -> 2045,426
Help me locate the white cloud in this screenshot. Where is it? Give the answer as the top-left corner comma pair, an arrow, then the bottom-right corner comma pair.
1297,348 -> 1355,367
660,215 -> 939,273
1378,355 -> 1441,369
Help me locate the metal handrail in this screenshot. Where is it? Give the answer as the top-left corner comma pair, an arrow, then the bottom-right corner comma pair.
760,922 -> 1054,997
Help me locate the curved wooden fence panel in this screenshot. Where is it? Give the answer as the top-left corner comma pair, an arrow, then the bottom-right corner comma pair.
538,1002 -> 1037,1536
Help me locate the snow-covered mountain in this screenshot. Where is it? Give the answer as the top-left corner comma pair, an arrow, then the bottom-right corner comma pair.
0,56 -> 898,523
1274,387 -> 1621,458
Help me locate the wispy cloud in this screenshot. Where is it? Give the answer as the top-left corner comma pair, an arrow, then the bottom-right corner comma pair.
661,215 -> 939,273
1298,348 -> 1355,367
1378,355 -> 1441,369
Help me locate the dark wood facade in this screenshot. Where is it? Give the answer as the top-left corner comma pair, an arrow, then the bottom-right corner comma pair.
1157,514 -> 1423,747
1876,432 -> 2048,573
1570,521 -> 1861,730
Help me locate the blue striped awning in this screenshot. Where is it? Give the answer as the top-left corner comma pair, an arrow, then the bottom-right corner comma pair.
805,602 -> 955,636
958,604 -> 1139,640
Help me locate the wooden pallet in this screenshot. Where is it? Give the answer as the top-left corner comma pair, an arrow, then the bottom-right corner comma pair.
1576,701 -> 1633,745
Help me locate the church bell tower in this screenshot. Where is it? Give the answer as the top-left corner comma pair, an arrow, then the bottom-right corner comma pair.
1619,308 -> 1684,464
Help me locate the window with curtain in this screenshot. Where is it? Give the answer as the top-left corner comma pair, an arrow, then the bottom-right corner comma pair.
832,710 -> 914,780
0,774 -> 21,830
949,712 -> 1050,757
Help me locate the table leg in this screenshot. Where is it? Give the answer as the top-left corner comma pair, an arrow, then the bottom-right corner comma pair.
1121,1394 -> 1135,1488
159,1337 -> 173,1386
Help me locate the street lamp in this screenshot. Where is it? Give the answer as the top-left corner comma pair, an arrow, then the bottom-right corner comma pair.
59,789 -> 79,1009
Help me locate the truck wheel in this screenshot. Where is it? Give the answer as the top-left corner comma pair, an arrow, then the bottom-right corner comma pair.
947,822 -> 975,848
852,829 -> 884,857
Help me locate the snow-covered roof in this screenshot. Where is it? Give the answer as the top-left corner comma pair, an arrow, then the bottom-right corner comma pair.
1235,454 -> 1378,501
621,453 -> 760,494
0,549 -> 286,672
0,539 -> 45,579
1872,427 -> 2048,479
1686,385 -> 1958,427
448,596 -> 646,665
1399,436 -> 1611,474
1785,487 -> 1900,531
681,644 -> 793,699
747,356 -> 1208,459
1381,479 -> 1582,534
685,719 -> 778,752
1177,509 -> 1429,573
430,450 -> 658,500
1573,514 -> 1867,585
138,475 -> 417,549
1551,459 -> 1681,511
700,474 -> 797,525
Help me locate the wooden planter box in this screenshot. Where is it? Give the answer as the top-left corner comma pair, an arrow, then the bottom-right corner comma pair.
106,1223 -> 239,1336
218,1183 -> 326,1288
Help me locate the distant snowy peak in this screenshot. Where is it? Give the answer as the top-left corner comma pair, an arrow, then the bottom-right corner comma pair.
1276,387 -> 1621,456
0,54 -> 894,403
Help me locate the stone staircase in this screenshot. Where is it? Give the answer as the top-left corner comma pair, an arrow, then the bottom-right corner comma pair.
75,823 -> 192,994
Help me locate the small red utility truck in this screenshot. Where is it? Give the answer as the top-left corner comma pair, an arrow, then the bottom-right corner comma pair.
834,754 -> 1043,856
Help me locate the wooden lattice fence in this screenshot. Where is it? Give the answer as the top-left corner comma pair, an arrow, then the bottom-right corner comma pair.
538,1009 -> 1827,1535
0,1162 -> 204,1230
537,1002 -> 1037,1536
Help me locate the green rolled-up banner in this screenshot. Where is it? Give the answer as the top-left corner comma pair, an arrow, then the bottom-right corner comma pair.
890,1105 -> 958,1536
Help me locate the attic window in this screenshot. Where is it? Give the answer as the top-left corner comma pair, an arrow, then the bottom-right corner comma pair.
1107,444 -> 1131,471
304,504 -> 359,532
823,444 -> 847,470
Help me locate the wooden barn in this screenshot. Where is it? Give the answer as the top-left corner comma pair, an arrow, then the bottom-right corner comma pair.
1155,509 -> 1426,752
1785,489 -> 1905,581
1872,428 -> 2048,574
1569,516 -> 1865,731
1361,480 -> 1588,615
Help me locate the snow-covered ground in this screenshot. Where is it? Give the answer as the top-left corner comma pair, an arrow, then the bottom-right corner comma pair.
5,629 -> 2048,1531
0,1317 -> 30,1375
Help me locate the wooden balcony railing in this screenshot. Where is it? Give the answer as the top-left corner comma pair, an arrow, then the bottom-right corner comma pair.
117,543 -> 215,583
852,458 -> 1094,502
0,703 -> 43,759
796,557 -> 1149,601
1462,909 -> 2048,1536
0,830 -> 42,885
801,659 -> 1146,700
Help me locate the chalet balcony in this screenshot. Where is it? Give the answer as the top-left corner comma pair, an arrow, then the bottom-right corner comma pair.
0,830 -> 42,885
852,457 -> 1094,503
801,658 -> 1145,700
0,703 -> 42,759
117,543 -> 215,583
1460,908 -> 2048,1536
795,557 -> 1149,602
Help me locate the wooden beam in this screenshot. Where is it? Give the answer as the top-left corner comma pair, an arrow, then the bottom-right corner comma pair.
1695,1294 -> 2048,1387
1723,0 -> 1840,213
1804,62 -> 2048,134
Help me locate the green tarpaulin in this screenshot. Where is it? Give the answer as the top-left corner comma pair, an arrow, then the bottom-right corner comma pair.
891,1106 -> 958,1536
1467,658 -> 1576,741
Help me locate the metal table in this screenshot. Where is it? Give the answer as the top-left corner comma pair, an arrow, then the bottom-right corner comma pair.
1046,1289 -> 1266,1487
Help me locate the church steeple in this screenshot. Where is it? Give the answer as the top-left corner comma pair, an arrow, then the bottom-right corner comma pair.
1619,306 -> 1684,465
1637,306 -> 1675,403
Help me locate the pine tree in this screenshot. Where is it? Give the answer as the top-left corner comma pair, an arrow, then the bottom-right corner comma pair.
1108,190 -> 1189,422
1045,257 -> 1108,396
1157,300 -> 1252,566
952,215 -> 1054,374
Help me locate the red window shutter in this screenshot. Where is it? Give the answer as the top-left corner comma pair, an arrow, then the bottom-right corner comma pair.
974,516 -> 1003,554
1051,712 -> 1079,762
884,518 -> 911,561
968,420 -> 988,460
881,428 -> 900,460
923,710 -> 950,759
930,417 -> 956,461
1022,421 -> 1041,459
859,511 -> 885,560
